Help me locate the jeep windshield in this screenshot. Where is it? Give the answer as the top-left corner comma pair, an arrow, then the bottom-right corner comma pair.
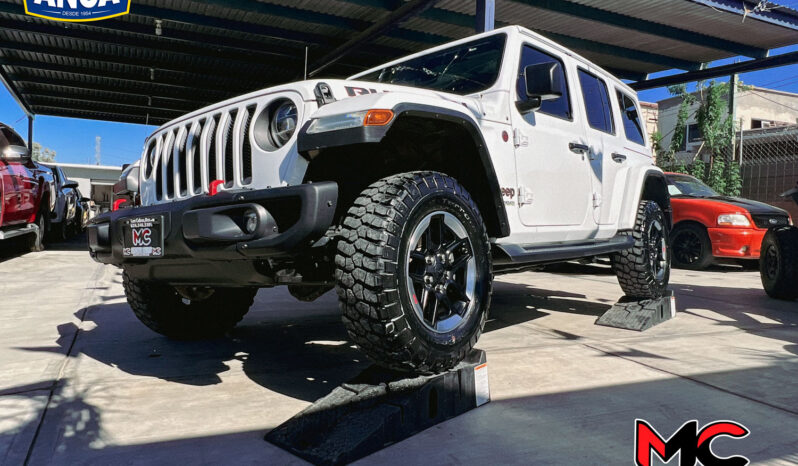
353,34 -> 507,95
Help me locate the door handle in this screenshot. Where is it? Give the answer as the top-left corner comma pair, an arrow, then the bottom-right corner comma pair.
569,142 -> 589,154
611,153 -> 627,163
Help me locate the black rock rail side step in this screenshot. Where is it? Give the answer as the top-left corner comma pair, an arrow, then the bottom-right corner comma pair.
595,290 -> 676,331
265,350 -> 490,466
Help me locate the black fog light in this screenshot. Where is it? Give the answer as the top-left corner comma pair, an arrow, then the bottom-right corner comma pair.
244,210 -> 259,234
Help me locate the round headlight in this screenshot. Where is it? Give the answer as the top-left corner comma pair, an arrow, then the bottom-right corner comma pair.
270,101 -> 297,148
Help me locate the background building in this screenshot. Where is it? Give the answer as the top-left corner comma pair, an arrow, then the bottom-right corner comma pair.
49,163 -> 123,213
656,86 -> 798,159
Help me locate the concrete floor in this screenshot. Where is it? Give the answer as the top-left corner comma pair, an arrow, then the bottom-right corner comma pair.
1,237 -> 797,465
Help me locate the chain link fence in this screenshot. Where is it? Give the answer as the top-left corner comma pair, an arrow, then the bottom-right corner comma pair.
731,125 -> 798,219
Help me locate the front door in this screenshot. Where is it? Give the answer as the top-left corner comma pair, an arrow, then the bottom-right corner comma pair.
512,43 -> 594,241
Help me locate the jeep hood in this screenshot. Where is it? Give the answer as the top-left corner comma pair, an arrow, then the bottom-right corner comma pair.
150,79 -> 484,134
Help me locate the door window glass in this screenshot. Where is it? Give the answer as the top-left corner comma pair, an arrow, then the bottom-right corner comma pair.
616,91 -> 645,145
577,69 -> 614,134
517,46 -> 571,121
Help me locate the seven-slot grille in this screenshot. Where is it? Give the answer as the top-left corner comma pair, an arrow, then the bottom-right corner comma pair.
142,104 -> 257,201
751,214 -> 790,229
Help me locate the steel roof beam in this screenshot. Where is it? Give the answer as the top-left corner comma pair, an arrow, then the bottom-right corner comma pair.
510,0 -> 768,58
24,82 -> 216,112
309,0 -> 441,77
542,32 -> 702,71
604,68 -> 648,82
0,58 -> 260,95
28,95 -> 186,117
0,39 -> 282,81
30,106 -> 171,126
23,91 -> 201,113
14,76 -> 224,105
631,50 -> 798,90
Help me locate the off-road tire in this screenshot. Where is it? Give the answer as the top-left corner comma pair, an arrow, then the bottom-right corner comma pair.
612,200 -> 670,299
671,223 -> 714,270
122,270 -> 257,339
759,226 -> 798,301
335,171 -> 492,373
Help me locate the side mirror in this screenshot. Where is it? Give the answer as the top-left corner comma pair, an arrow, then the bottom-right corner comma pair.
81,197 -> 91,203
1,145 -> 31,161
64,180 -> 79,190
517,62 -> 564,114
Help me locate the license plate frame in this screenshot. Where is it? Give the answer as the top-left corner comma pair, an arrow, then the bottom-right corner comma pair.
122,215 -> 164,258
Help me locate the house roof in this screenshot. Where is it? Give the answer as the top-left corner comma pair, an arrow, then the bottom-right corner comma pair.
1,0 -> 797,125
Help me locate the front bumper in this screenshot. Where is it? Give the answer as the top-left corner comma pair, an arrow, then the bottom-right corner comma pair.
707,227 -> 767,259
87,182 -> 337,285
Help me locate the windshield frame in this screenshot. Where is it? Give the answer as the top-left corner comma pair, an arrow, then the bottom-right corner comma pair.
666,174 -> 721,198
349,32 -> 509,96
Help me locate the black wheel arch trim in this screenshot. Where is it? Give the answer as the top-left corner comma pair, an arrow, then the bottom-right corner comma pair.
297,103 -> 510,238
640,170 -> 673,230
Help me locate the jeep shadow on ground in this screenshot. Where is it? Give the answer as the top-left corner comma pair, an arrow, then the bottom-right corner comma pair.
20,280 -> 616,403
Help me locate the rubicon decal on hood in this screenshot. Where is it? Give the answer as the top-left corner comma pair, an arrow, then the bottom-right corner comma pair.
24,0 -> 130,22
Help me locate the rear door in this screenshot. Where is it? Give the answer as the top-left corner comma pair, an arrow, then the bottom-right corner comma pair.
575,67 -> 619,225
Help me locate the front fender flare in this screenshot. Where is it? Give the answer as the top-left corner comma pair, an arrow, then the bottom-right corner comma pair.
297,103 -> 510,238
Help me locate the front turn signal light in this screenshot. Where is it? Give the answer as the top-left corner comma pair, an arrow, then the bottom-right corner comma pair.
363,109 -> 394,126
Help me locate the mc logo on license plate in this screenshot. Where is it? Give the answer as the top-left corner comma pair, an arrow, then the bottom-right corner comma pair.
24,0 -> 130,22
131,228 -> 152,247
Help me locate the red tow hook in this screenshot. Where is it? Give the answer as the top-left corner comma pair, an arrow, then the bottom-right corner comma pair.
112,199 -> 127,211
209,180 -> 224,196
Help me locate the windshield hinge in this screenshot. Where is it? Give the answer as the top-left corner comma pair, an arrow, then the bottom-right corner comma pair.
513,128 -> 528,148
314,82 -> 336,107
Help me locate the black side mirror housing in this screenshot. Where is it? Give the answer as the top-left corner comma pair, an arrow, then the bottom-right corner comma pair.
517,62 -> 564,114
63,180 -> 79,190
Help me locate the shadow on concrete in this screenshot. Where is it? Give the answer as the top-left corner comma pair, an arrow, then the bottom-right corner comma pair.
0,380 -> 102,465
10,362 -> 798,465
44,231 -> 88,252
675,282 -> 798,358
17,280 -> 619,405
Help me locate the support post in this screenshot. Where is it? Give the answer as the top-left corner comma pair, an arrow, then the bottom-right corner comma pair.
728,73 -> 737,160
27,115 -> 33,151
476,0 -> 495,33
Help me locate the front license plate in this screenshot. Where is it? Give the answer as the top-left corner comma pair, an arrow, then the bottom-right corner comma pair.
122,216 -> 164,257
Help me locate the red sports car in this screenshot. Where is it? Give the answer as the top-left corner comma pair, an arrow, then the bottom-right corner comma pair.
666,173 -> 792,269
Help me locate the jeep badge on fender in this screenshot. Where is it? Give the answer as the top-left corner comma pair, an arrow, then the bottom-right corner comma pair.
87,26 -> 672,373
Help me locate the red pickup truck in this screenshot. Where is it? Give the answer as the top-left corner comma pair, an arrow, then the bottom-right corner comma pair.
0,123 -> 54,251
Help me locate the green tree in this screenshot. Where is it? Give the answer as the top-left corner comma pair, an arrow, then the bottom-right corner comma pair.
31,142 -> 56,163
725,161 -> 742,197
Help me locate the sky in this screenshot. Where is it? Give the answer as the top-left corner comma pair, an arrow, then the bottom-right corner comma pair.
1,31 -> 798,167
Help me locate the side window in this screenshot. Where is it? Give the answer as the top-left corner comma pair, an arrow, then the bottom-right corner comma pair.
616,91 -> 645,145
517,45 -> 571,120
577,69 -> 614,134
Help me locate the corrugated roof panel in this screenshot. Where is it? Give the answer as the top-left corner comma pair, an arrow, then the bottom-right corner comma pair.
571,0 -> 798,49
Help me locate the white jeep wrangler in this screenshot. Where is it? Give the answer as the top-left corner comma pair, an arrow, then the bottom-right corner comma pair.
89,26 -> 671,372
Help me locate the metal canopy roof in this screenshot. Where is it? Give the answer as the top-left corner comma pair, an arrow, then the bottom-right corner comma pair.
1,0 -> 797,126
